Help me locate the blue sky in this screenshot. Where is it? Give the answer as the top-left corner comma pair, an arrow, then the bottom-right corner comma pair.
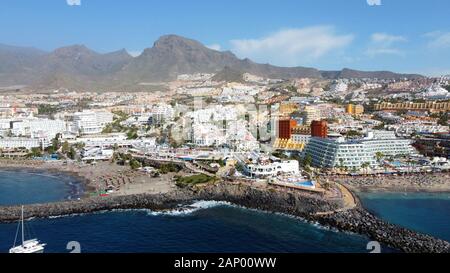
0,0 -> 449,75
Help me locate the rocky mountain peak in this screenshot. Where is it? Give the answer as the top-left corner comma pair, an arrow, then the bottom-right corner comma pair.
51,44 -> 95,58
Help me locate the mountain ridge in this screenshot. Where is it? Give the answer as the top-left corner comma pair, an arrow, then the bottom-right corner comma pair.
0,34 -> 424,90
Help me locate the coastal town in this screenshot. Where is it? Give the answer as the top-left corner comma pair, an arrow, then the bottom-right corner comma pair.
2,0 -> 450,266
1,71 -> 449,253
0,73 -> 449,196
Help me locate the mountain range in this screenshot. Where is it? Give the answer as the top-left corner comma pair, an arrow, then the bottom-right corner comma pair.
0,35 -> 423,91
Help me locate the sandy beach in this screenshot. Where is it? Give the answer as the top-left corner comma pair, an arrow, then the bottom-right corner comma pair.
329,173 -> 450,193
2,158 -> 449,199
0,159 -> 179,196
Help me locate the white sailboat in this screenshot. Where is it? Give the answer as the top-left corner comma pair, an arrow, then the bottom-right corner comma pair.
9,206 -> 46,253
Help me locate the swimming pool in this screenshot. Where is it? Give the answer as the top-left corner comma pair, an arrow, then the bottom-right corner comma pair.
295,181 -> 315,188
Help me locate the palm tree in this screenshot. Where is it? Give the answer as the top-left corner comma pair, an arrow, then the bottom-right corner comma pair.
339,158 -> 345,171
361,162 -> 370,174
375,152 -> 384,163
302,154 -> 312,167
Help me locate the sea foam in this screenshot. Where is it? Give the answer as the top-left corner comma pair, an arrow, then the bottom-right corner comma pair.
145,200 -> 232,216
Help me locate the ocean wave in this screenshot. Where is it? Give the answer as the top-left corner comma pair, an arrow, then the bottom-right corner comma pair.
31,201 -> 341,235
143,201 -> 340,233
145,200 -> 232,216
43,201 -> 231,220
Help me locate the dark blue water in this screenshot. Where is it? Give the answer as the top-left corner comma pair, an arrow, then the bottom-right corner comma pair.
0,204 -> 375,253
358,192 -> 450,242
0,170 -> 448,253
0,169 -> 84,205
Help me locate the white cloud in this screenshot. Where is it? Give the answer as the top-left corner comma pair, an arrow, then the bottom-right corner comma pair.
367,0 -> 382,6
425,31 -> 450,48
366,33 -> 407,56
206,44 -> 222,51
66,0 -> 81,6
127,50 -> 143,57
371,33 -> 406,44
229,26 -> 354,66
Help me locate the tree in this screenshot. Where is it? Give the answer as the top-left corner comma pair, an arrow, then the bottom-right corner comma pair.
113,143 -> 119,151
272,151 -> 288,159
159,163 -> 181,174
51,133 -> 62,152
361,162 -> 371,174
61,141 -> 70,154
28,147 -> 42,158
67,147 -> 76,160
129,159 -> 142,170
438,113 -> 448,126
72,142 -> 85,151
102,125 -> 113,134
346,130 -> 362,138
45,146 -> 56,154
285,85 -> 297,93
373,122 -> 385,130
338,158 -> 345,170
126,129 -> 138,139
38,104 -> 58,115
375,151 -> 384,163
302,154 -> 313,167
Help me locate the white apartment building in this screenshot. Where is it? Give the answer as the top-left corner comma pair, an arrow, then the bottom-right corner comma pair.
0,119 -> 11,137
72,110 -> 113,135
418,84 -> 450,99
81,147 -> 114,161
9,118 -> 65,139
187,105 -> 239,124
218,84 -> 261,103
303,106 -> 321,125
387,122 -> 449,137
329,81 -> 348,92
0,137 -> 44,150
361,83 -> 382,90
191,123 -> 226,146
68,133 -> 128,147
148,103 -> 174,125
0,119 -> 10,129
304,130 -> 417,169
29,119 -> 66,139
236,153 -> 299,178
225,120 -> 259,151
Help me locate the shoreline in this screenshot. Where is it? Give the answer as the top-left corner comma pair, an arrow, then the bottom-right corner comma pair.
0,160 -> 449,253
327,172 -> 450,194
0,182 -> 448,252
348,186 -> 450,194
0,159 -> 177,196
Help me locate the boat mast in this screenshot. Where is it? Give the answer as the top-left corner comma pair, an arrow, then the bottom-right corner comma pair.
21,205 -> 24,246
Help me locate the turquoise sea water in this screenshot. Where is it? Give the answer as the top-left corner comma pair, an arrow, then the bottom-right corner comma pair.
0,169 -> 84,205
358,192 -> 450,242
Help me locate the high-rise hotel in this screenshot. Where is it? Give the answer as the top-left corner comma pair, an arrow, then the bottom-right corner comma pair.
304,130 -> 417,169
